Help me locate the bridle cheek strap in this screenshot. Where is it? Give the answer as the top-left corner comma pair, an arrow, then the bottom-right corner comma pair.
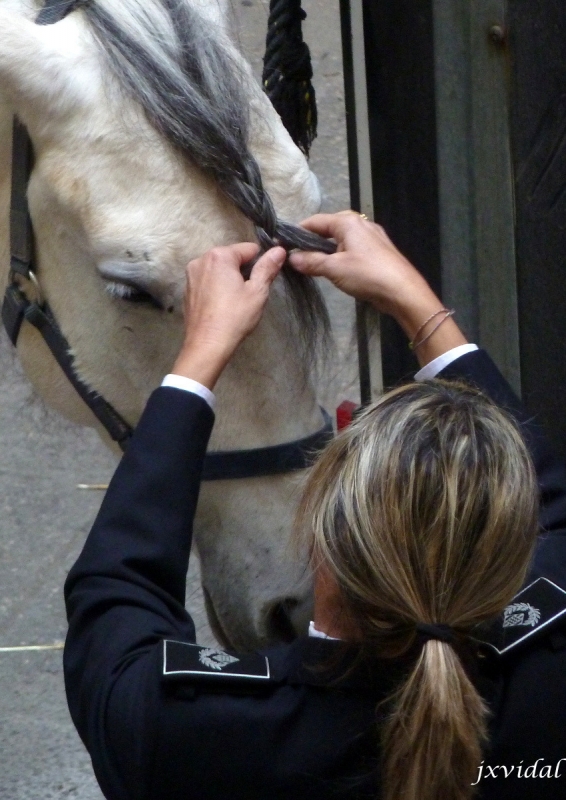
3,114 -> 135,450
2,282 -> 134,448
1,0 -> 334,475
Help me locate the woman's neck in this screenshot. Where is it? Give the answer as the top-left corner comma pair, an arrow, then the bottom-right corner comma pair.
313,563 -> 358,640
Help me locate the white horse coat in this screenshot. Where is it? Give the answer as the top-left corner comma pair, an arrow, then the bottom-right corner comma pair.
0,0 -> 327,650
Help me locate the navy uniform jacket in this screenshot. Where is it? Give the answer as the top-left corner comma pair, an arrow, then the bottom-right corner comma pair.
64,351 -> 566,800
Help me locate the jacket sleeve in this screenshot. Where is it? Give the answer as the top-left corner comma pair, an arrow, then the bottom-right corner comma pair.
63,387 -> 214,800
438,349 -> 566,587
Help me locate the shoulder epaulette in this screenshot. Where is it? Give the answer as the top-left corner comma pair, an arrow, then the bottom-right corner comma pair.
477,577 -> 566,656
162,639 -> 271,686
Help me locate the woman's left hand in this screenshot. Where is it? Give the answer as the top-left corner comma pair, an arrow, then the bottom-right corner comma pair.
171,243 -> 286,389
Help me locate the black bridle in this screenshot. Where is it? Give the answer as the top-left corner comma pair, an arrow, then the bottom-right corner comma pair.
1,0 -> 333,478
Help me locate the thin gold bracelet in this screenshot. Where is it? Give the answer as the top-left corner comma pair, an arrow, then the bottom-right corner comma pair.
409,309 -> 455,351
408,309 -> 450,349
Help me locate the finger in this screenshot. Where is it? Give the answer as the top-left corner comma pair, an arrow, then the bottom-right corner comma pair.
228,241 -> 262,264
248,246 -> 286,288
202,241 -> 261,270
288,249 -> 333,277
186,241 -> 259,271
298,211 -> 361,239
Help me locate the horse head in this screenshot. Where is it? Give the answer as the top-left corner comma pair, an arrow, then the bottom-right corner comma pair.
0,0 -> 332,650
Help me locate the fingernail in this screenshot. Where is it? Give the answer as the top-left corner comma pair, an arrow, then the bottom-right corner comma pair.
272,246 -> 287,263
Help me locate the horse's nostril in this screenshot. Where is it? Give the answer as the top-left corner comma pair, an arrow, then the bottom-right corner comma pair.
266,598 -> 300,643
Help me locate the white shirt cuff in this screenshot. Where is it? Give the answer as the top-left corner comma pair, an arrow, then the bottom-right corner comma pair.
308,621 -> 341,641
161,374 -> 216,411
415,344 -> 479,381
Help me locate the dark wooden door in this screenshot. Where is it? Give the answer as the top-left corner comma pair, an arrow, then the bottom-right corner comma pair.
354,0 -> 566,457
509,0 -> 566,459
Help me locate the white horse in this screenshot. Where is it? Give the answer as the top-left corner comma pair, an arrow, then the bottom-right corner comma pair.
0,0 -> 332,651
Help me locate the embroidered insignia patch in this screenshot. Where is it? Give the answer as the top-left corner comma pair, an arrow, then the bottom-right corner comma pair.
162,639 -> 271,685
478,577 -> 566,656
198,648 -> 240,671
503,602 -> 541,629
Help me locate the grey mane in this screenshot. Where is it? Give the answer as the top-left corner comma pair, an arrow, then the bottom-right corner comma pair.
83,0 -> 333,346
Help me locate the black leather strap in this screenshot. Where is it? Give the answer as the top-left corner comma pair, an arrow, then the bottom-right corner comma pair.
201,408 -> 333,481
25,301 -> 134,445
2,282 -> 134,447
2,283 -> 30,347
10,119 -> 34,279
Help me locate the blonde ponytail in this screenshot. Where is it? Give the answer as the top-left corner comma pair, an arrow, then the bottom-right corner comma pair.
296,380 -> 539,800
383,642 -> 487,800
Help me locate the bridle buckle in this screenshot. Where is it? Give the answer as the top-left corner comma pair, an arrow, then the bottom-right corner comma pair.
9,264 -> 45,308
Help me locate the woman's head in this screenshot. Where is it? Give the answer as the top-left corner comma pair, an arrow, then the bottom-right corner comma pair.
296,379 -> 539,800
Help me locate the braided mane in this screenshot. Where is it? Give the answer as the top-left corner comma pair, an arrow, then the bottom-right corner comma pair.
83,0 -> 333,346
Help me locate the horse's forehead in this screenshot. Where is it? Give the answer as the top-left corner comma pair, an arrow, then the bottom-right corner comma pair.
41,115 -> 177,191
31,118 -> 253,298
33,66 -> 185,219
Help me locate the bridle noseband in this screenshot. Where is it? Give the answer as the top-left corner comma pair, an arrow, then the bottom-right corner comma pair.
1,0 -> 333,477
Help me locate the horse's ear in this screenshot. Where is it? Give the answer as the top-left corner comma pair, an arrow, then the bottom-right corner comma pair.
0,9 -> 84,123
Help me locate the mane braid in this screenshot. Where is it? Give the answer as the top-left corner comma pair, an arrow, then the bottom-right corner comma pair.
84,0 -> 333,349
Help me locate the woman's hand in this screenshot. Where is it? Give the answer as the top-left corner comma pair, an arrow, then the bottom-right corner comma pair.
171,243 -> 286,389
289,212 -> 468,367
288,212 -> 433,316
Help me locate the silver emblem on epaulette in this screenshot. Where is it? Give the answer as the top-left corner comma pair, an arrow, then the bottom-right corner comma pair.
503,602 -> 541,628
198,647 -> 240,671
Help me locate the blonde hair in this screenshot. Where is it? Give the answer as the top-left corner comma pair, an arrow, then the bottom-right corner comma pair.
296,380 -> 538,800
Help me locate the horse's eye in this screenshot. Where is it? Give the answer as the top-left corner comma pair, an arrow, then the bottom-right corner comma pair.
105,281 -> 162,309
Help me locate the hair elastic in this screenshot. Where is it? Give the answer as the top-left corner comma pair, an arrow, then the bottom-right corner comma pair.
415,622 -> 455,645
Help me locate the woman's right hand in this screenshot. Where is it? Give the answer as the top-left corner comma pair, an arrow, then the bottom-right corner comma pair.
288,211 -> 434,318
289,211 -> 468,366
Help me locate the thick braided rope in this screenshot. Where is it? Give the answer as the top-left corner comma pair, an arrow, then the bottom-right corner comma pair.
262,0 -> 317,156
263,0 -> 296,97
